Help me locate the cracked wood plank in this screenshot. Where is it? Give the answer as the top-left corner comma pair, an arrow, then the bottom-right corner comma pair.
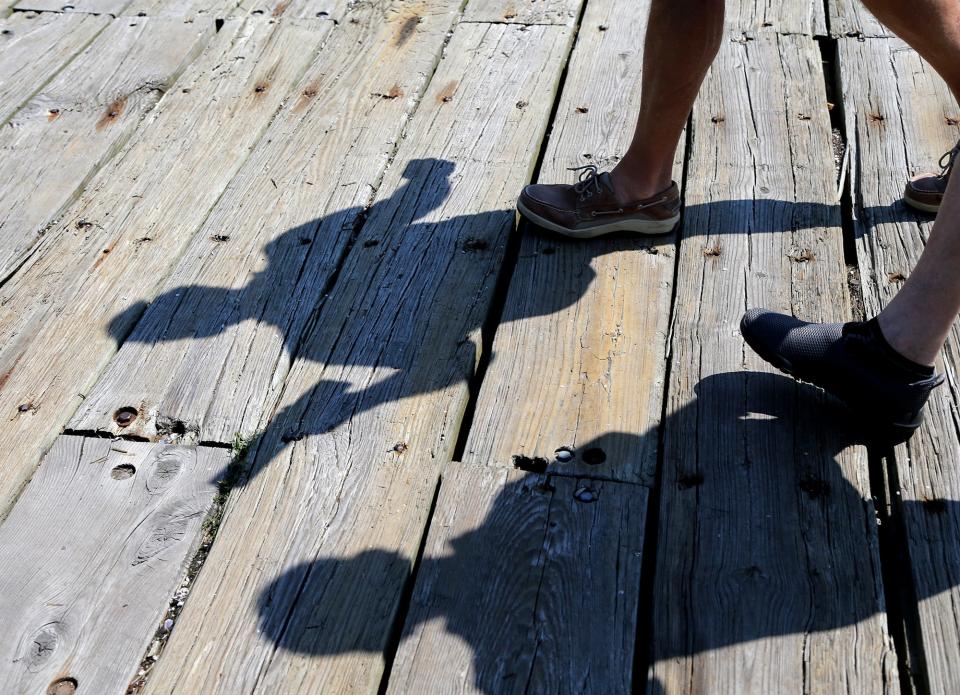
461,0 -> 580,25
0,16 -> 211,282
142,21 -> 577,694
0,17 -> 330,518
0,11 -> 108,125
0,435 -> 226,695
70,0 -> 462,443
386,465 -> 646,694
727,0 -> 826,36
839,36 -> 960,693
650,33 -> 898,694
827,1 -> 890,38
462,0 -> 679,485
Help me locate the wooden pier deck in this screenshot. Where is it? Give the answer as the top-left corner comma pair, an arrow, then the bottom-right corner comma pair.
1,1 -> 958,693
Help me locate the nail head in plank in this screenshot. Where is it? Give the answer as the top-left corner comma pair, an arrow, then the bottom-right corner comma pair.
0,435 -> 226,695
387,465 -> 646,694
651,33 -> 898,693
142,20 -> 579,694
69,0 -> 464,445
462,0 -> 680,485
840,35 -> 960,693
0,17 -> 331,518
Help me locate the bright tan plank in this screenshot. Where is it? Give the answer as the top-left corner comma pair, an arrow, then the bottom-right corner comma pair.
0,11 -> 108,124
462,0 -> 679,485
144,21 -> 577,694
840,36 -> 960,694
0,16 -> 211,281
0,436 -> 226,695
650,33 -> 898,694
70,1 -> 462,444
0,18 -> 331,518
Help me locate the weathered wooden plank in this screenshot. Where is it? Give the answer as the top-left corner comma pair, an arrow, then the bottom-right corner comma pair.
461,0 -> 579,25
235,0 -> 340,21
840,36 -> 960,694
650,33 -> 898,693
0,435 -> 226,695
386,465 -> 646,694
0,18 -> 330,518
0,17 -> 211,282
122,0 -> 239,18
70,1 -> 462,443
13,0 -> 129,15
727,0 -> 826,36
0,11 -> 108,125
827,0 -> 889,38
462,0 -> 678,485
143,21 -> 577,694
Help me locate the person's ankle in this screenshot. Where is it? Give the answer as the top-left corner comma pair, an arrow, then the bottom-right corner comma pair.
609,164 -> 672,205
873,314 -> 938,369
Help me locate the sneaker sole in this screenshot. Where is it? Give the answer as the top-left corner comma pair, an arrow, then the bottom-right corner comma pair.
903,191 -> 941,214
517,198 -> 680,239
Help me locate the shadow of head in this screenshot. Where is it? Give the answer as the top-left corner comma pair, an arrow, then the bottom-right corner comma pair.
253,370 -> 959,691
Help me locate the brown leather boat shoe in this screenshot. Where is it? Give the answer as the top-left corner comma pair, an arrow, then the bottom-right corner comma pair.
517,164 -> 681,238
904,140 -> 959,213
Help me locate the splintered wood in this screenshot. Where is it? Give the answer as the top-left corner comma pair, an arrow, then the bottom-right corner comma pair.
650,33 -> 897,693
840,36 -> 960,693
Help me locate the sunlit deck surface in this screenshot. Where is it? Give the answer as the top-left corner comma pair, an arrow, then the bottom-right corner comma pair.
1,0 -> 959,693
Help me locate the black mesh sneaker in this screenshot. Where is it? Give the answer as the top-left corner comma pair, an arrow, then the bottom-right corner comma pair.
740,309 -> 945,438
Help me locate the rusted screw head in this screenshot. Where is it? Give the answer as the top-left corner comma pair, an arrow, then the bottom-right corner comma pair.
113,407 -> 138,428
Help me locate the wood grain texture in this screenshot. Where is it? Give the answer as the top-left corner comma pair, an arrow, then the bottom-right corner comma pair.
0,435 -> 226,695
649,33 -> 898,694
0,16 -> 211,281
70,0 -> 463,444
727,0 -> 826,36
386,465 -> 646,694
14,0 -> 129,15
0,18 -> 329,518
143,21 -> 577,694
235,0 -> 340,20
122,0 -> 239,17
0,11 -> 108,125
461,0 -> 580,25
827,0 -> 890,38
839,37 -> 960,694
462,0 -> 678,485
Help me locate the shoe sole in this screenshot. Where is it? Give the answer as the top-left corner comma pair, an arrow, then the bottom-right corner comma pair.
903,192 -> 941,214
517,198 -> 680,239
741,326 -> 922,443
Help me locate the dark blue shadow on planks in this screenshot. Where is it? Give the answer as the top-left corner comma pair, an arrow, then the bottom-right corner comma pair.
106,157 -> 950,691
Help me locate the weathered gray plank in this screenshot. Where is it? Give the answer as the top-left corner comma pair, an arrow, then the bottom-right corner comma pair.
650,33 -> 898,693
461,0 -> 580,25
0,11 -> 108,125
462,0 -> 679,485
13,0 -> 129,15
727,0 -> 826,36
828,0 -> 890,38
70,0 -> 462,443
0,435 -> 226,695
143,21 -> 577,694
840,36 -> 960,694
386,465 -> 646,694
0,17 -> 211,282
235,0 -> 340,20
0,18 -> 330,518
122,0 -> 239,17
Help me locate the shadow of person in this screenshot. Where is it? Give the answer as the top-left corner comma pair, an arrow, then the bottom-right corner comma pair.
254,371 -> 959,693
106,154 -> 923,491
